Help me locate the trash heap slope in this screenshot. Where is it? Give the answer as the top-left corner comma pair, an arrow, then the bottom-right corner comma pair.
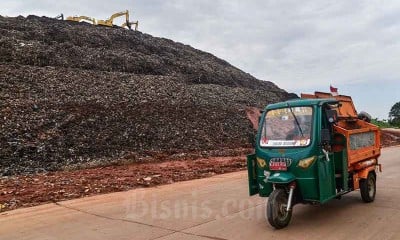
0,15 -> 295,175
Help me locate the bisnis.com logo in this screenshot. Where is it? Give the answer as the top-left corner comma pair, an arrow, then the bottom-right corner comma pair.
124,189 -> 264,220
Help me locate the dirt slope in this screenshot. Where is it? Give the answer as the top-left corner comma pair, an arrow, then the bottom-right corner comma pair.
0,15 -> 295,176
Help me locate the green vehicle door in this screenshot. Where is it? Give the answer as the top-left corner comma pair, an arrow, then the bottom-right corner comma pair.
318,106 -> 337,203
317,152 -> 336,203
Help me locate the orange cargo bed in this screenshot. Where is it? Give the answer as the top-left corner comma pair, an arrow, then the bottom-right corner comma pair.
301,91 -> 381,167
334,120 -> 381,167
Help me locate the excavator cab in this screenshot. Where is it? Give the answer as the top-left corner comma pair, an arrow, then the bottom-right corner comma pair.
66,16 -> 96,25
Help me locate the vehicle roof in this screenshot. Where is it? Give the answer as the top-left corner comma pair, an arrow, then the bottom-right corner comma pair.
265,98 -> 338,110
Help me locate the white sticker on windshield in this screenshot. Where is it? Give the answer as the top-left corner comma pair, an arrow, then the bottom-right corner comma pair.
260,139 -> 310,147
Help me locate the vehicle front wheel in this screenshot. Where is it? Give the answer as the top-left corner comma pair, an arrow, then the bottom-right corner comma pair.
360,172 -> 376,203
266,188 -> 292,229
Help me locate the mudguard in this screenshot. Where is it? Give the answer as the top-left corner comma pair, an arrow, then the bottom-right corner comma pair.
268,172 -> 296,184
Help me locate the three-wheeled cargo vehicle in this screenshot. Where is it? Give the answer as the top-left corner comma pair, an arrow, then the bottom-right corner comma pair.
247,92 -> 382,229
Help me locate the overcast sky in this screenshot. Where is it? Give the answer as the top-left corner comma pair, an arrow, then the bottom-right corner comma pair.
2,0 -> 399,119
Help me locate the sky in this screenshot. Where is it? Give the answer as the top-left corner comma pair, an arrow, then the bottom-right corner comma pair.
1,0 -> 399,119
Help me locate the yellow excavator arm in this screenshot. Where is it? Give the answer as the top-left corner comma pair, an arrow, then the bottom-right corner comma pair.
97,10 -> 129,27
110,10 -> 129,22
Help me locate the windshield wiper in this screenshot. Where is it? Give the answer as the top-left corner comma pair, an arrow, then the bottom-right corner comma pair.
287,103 -> 304,138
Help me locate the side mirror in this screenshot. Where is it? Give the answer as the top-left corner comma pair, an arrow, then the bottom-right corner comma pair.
326,109 -> 338,123
258,110 -> 264,124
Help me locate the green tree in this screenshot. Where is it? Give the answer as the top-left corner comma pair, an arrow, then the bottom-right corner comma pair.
389,102 -> 400,126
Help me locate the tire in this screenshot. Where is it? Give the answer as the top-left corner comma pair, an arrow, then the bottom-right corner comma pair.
266,188 -> 292,229
360,172 -> 376,203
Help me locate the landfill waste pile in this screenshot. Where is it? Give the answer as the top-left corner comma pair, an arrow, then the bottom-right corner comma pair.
0,15 -> 296,176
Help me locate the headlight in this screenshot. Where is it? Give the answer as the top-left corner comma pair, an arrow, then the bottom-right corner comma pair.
257,157 -> 267,168
298,156 -> 317,169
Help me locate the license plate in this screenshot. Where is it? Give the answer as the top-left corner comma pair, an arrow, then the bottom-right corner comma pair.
269,160 -> 287,171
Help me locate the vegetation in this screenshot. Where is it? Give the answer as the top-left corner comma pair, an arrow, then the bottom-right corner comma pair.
389,102 -> 400,127
371,119 -> 393,128
369,102 -> 400,129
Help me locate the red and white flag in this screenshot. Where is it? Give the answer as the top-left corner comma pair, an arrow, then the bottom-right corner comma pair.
330,85 -> 338,96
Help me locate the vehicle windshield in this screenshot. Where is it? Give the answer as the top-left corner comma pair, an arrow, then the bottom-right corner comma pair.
260,106 -> 313,147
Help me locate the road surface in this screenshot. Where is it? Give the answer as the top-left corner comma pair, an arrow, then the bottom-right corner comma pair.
1,147 -> 399,240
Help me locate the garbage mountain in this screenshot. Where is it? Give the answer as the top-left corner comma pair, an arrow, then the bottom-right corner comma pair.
0,15 -> 296,175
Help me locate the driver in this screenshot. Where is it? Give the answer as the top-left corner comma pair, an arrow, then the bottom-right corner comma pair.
286,115 -> 310,140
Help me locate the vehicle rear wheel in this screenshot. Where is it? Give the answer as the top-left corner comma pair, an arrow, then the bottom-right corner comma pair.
360,172 -> 376,203
266,188 -> 292,229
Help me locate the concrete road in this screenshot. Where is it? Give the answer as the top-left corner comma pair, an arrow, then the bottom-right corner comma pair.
1,147 -> 399,240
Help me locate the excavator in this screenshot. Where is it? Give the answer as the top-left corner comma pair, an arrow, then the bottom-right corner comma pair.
65,10 -> 138,30
97,10 -> 138,30
55,14 -> 64,20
